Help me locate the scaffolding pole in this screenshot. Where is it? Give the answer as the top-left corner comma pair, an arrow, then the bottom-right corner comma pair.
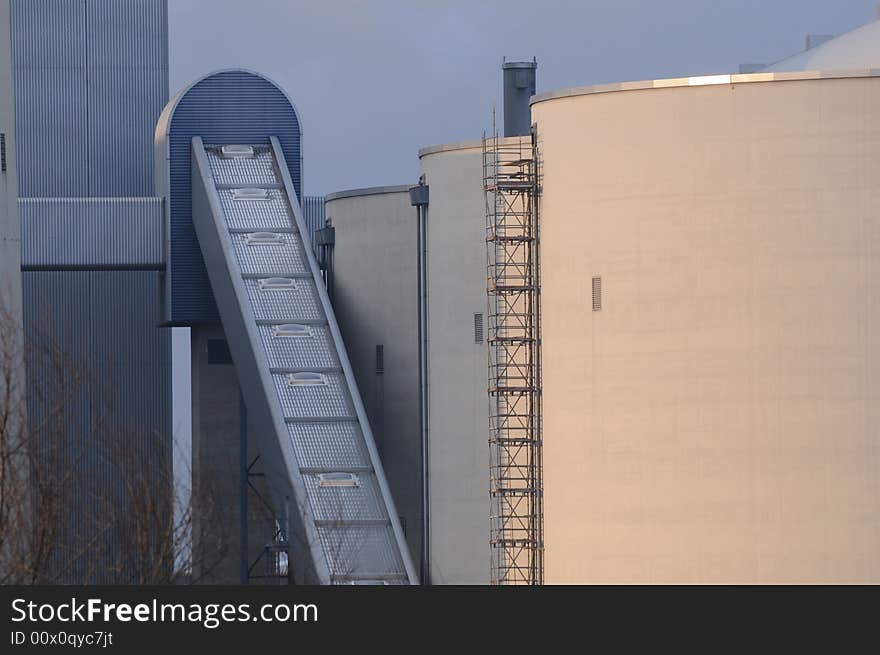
482,126 -> 543,585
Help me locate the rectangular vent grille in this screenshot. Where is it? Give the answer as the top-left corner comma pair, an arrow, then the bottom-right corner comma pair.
592,276 -> 602,311
1,133 -> 6,173
375,344 -> 384,374
474,313 -> 484,343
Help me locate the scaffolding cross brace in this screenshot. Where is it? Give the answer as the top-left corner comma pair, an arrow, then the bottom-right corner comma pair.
482,126 -> 544,585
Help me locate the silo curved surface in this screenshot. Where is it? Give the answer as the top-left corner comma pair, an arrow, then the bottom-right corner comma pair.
532,72 -> 880,583
418,137 -> 525,583
418,140 -> 490,584
325,185 -> 422,566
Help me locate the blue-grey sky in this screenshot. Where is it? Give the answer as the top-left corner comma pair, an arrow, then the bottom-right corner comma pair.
169,0 -> 878,195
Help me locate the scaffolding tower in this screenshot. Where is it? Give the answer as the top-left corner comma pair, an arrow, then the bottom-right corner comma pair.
482,129 -> 543,585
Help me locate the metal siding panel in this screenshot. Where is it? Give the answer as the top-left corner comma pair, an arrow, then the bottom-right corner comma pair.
11,0 -> 168,198
22,270 -> 171,583
167,71 -> 302,323
22,271 -> 93,582
87,271 -> 171,583
19,197 -> 164,267
12,71 -> 88,196
11,0 -> 87,196
13,0 -> 170,584
86,0 -> 168,196
88,271 -> 170,436
302,195 -> 325,256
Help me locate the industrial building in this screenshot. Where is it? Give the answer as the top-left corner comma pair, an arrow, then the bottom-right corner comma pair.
1,2 -> 879,585
328,21 -> 880,584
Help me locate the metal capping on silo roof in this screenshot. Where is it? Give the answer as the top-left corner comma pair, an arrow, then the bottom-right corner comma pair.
417,136 -> 530,159
190,135 -> 417,585
530,69 -> 880,105
324,185 -> 415,202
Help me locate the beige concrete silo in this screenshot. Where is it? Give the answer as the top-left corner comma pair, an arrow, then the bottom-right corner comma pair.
418,141 -> 491,584
531,71 -> 880,583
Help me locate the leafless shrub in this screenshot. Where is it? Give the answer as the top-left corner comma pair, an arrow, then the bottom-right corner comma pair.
0,299 -> 224,584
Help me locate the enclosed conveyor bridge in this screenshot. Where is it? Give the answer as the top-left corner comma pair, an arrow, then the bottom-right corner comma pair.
191,136 -> 416,585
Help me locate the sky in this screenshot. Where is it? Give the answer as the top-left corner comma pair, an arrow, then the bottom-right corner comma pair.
169,0 -> 879,195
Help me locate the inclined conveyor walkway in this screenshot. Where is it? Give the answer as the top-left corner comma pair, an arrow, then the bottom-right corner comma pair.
191,136 -> 416,584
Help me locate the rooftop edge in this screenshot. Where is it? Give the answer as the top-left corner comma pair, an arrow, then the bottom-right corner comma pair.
530,68 -> 880,105
324,184 -> 415,202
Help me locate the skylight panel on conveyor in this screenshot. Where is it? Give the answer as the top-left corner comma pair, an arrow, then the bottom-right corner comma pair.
273,324 -> 313,338
244,232 -> 286,246
232,187 -> 270,201
317,472 -> 361,488
258,277 -> 297,291
221,144 -> 255,158
286,372 -> 328,387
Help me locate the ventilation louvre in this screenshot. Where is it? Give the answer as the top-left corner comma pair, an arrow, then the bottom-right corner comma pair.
1,133 -> 6,173
375,344 -> 384,374
474,312 -> 484,344
592,276 -> 602,311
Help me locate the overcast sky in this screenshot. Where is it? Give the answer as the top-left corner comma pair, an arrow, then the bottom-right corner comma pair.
169,0 -> 878,195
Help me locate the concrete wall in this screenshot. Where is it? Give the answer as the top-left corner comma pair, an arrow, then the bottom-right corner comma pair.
532,74 -> 880,583
0,0 -> 21,322
0,2 -> 24,577
326,186 -> 421,566
419,142 -> 491,584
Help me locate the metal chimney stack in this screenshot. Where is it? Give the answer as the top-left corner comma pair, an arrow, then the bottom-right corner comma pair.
502,58 -> 537,137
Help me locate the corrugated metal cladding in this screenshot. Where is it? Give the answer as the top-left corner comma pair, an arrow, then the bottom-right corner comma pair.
302,195 -> 326,256
19,198 -> 164,267
166,71 -> 302,323
11,0 -> 168,197
22,271 -> 170,583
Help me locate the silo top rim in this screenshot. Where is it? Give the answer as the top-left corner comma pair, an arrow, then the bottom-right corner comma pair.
418,136 -> 530,159
325,185 -> 415,202
503,61 -> 537,70
530,68 -> 880,106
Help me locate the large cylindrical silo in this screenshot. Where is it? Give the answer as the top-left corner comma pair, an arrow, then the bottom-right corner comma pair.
325,186 -> 422,567
532,71 -> 880,583
418,140 -> 490,584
